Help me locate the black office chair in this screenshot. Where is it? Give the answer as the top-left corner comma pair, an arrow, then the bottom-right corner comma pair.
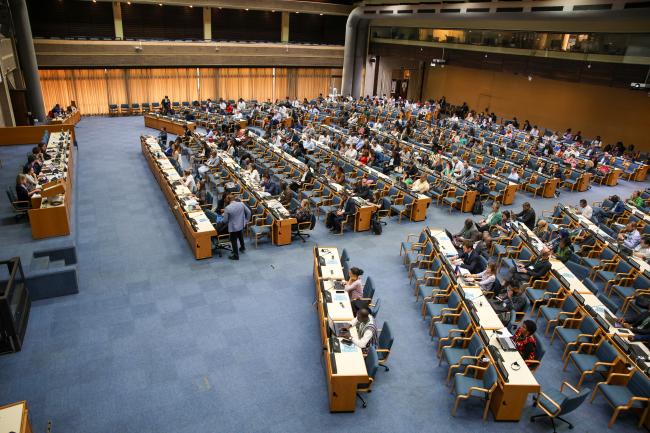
376,322 -> 393,371
340,248 -> 350,263
204,210 -> 231,257
6,188 -> 29,221
530,382 -> 591,432
357,347 -> 379,408
292,214 -> 316,243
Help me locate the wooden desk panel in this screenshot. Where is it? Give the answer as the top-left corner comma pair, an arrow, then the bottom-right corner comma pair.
410,196 -> 431,222
141,136 -> 216,259
144,114 -> 195,136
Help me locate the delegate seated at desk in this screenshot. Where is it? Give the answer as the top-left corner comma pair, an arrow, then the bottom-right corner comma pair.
513,321 -> 539,367
341,309 -> 378,353
489,280 -> 525,325
261,175 -> 281,195
617,303 -> 650,342
451,241 -> 485,274
326,193 -> 354,233
508,246 -> 552,285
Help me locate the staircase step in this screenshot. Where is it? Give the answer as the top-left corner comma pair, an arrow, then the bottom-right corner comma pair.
29,256 -> 50,272
49,259 -> 66,269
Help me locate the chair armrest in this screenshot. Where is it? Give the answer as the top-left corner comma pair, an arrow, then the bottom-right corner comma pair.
604,372 -> 634,385
560,381 -> 580,394
537,391 -> 562,416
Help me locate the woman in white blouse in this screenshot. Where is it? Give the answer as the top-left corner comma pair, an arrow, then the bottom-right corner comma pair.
468,262 -> 497,293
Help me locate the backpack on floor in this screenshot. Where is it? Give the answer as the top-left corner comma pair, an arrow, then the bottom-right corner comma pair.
371,215 -> 383,235
472,199 -> 484,216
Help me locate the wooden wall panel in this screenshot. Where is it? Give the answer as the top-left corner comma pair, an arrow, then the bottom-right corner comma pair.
423,65 -> 650,150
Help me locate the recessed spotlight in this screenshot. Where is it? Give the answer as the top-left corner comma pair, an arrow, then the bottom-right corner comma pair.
245,8 -> 249,11
320,13 -> 323,15
159,2 -> 162,5
127,1 -> 131,4
528,75 -> 533,81
271,10 -> 275,12
189,5 -> 192,7
296,11 -> 299,14
587,63 -> 592,69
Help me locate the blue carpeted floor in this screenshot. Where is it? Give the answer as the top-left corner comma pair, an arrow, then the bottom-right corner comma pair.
0,116 -> 647,433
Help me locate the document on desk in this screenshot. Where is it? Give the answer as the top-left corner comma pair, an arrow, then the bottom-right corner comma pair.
332,292 -> 347,302
341,342 -> 357,353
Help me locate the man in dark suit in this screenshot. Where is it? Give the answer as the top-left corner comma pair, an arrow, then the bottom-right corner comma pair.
510,246 -> 552,285
490,280 -> 526,325
516,202 -> 536,230
618,304 -> 650,342
457,241 -> 485,274
261,174 -> 281,196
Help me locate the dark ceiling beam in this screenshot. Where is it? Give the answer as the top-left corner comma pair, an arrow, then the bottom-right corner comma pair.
94,0 -> 354,16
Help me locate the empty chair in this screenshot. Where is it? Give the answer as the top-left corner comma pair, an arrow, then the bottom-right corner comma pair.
340,248 -> 350,263
108,104 -> 119,116
563,338 -> 620,388
591,370 -> 650,428
440,332 -> 485,383
250,214 -> 273,247
537,295 -> 580,336
356,347 -> 379,408
530,382 -> 591,433
451,363 -> 498,420
376,322 -> 393,371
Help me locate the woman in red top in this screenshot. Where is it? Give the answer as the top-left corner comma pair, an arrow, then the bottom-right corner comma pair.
513,320 -> 538,366
358,149 -> 370,165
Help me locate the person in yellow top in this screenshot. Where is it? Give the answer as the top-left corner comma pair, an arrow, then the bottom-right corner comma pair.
410,173 -> 430,194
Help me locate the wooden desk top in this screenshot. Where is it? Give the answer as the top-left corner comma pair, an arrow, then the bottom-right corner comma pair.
470,296 -> 504,330
329,329 -> 367,377
322,280 -> 354,322
486,331 -> 539,387
0,401 -> 25,432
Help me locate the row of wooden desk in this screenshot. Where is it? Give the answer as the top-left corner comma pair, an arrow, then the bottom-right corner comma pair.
50,110 -> 80,126
313,125 -> 431,222
426,229 -> 541,421
214,147 -> 297,246
141,135 -> 216,259
28,131 -> 74,239
312,246 -> 368,412
247,134 -> 378,232
144,114 -> 196,136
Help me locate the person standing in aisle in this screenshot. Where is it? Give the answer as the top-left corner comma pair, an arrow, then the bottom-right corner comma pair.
221,194 -> 251,261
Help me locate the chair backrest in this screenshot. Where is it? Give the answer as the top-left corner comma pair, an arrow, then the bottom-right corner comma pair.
483,364 -> 498,388
579,315 -> 599,334
365,347 -> 380,380
378,322 -> 393,351
363,277 -> 375,300
309,213 -> 316,230
533,333 -> 546,362
448,291 -> 461,309
371,298 -> 381,318
563,295 -> 579,314
596,340 -> 619,363
628,371 -> 650,398
597,294 -> 619,314
457,311 -> 471,330
469,333 -> 484,355
560,386 -> 592,415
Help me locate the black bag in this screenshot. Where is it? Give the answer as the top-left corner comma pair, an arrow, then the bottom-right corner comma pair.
371,215 -> 383,235
472,199 -> 484,216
